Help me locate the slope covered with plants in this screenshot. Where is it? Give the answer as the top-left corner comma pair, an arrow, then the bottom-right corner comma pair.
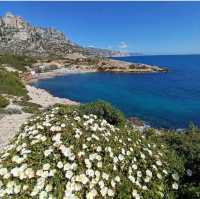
0,102 -> 187,199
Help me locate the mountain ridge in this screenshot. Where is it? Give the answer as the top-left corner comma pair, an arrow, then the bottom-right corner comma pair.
0,12 -> 85,58
0,12 -> 139,58
85,47 -> 143,57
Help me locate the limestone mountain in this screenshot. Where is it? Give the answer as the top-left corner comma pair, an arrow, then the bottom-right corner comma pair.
0,12 -> 84,58
0,12 -> 138,58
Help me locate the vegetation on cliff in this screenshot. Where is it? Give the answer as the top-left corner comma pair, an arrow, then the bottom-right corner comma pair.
0,95 -> 9,108
0,68 -> 27,96
0,54 -> 36,71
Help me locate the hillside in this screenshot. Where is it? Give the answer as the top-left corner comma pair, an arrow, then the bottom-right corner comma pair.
0,12 -> 85,58
0,12 -> 139,59
0,101 -> 199,198
0,102 -> 183,198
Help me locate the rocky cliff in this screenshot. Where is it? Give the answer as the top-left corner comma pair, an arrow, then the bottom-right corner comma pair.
0,12 -> 84,58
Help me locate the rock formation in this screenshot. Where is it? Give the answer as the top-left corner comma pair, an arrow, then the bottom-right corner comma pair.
0,12 -> 83,58
0,12 -> 142,58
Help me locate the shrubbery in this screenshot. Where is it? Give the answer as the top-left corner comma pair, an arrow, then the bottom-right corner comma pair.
0,95 -> 9,108
0,101 -> 199,198
145,124 -> 200,199
0,105 -> 183,198
0,69 -> 27,96
80,100 -> 126,127
15,100 -> 41,114
0,54 -> 36,71
21,102 -> 41,114
0,108 -> 22,115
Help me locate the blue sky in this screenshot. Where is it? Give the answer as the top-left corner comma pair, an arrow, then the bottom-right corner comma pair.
0,2 -> 200,54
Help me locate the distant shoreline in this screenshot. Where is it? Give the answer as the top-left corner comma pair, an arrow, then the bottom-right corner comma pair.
27,68 -> 98,83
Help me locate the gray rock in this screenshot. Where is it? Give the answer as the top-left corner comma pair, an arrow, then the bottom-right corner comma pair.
0,12 -> 84,58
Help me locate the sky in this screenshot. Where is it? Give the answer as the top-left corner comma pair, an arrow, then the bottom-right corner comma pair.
0,2 -> 200,55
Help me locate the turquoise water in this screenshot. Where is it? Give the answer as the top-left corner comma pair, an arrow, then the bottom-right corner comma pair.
32,55 -> 200,129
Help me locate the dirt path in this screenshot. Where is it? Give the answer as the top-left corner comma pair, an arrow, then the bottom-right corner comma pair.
0,113 -> 31,151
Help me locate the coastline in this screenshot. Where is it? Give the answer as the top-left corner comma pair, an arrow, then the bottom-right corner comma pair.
0,60 -> 169,151
26,85 -> 79,107
26,67 -> 164,131
0,68 -> 172,151
27,68 -> 98,83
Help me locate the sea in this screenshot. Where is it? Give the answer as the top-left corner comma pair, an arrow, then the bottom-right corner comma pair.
32,55 -> 200,129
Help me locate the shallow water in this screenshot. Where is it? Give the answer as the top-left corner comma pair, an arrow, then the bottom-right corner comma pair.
32,55 -> 200,129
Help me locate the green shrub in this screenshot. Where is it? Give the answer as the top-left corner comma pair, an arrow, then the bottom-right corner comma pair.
0,69 -> 27,96
19,101 -> 41,114
0,54 -> 36,71
0,105 -> 184,198
80,100 -> 126,127
160,130 -> 200,184
0,95 -> 9,108
145,126 -> 200,199
22,106 -> 40,114
180,183 -> 200,199
0,108 -> 22,115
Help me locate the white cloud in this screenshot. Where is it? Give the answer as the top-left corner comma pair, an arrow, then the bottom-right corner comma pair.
88,45 -> 95,48
119,41 -> 128,49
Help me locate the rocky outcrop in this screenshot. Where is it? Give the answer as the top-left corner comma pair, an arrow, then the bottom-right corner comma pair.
0,12 -> 83,58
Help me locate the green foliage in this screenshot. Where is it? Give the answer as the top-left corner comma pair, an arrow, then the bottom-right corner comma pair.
22,105 -> 40,114
146,126 -> 200,199
180,183 -> 200,199
80,100 -> 126,127
160,130 -> 200,183
0,105 -> 183,198
17,101 -> 41,114
0,69 -> 27,96
52,103 -> 78,114
0,54 -> 36,71
0,95 -> 9,108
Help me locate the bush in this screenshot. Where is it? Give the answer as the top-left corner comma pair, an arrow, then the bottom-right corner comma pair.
0,69 -> 27,96
160,130 -> 200,184
80,100 -> 126,127
145,126 -> 200,199
0,106 -> 183,198
0,54 -> 36,71
0,108 -> 22,115
180,183 -> 200,199
22,106 -> 39,114
0,95 -> 9,108
19,101 -> 41,114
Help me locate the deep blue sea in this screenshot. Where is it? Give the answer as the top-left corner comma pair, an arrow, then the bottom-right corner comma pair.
32,55 -> 200,129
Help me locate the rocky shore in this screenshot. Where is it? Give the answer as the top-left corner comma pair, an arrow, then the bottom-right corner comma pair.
28,68 -> 98,83
26,85 -> 78,108
27,57 -> 168,84
0,84 -> 79,151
